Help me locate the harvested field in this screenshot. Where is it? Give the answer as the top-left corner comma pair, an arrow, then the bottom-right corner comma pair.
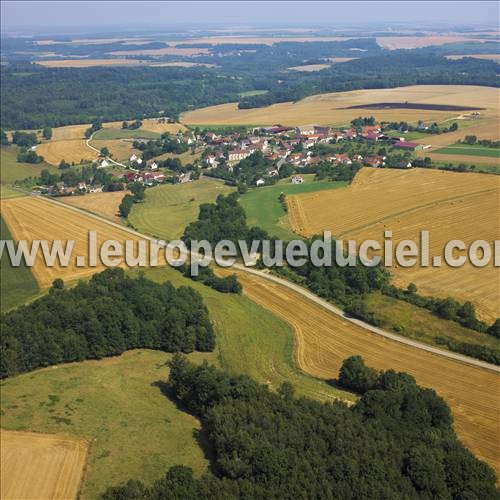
376,35 -> 491,49
137,118 -> 187,134
0,430 -> 88,500
36,58 -> 151,68
327,57 -> 357,64
90,139 -> 139,161
51,124 -> 89,141
110,46 -> 210,56
169,36 -> 352,46
288,64 -> 330,72
151,62 -> 216,68
446,54 -> 500,62
0,197 -> 145,287
36,138 -> 95,165
344,102 -> 484,111
61,191 -> 130,222
182,85 -> 500,127
235,271 -> 500,473
287,168 -> 500,322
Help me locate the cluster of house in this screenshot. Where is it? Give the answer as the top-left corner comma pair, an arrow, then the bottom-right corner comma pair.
201,124 -> 422,182
35,181 -> 105,196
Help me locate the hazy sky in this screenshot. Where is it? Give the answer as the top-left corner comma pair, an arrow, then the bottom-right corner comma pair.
1,1 -> 499,33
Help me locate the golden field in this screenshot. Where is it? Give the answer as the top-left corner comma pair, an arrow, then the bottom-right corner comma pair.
446,54 -> 500,62
235,271 -> 500,473
288,63 -> 331,72
375,35 -> 490,49
36,138 -> 95,165
90,139 -> 138,161
0,197 -> 147,288
61,191 -> 130,222
0,430 -> 88,500
36,58 -> 152,68
287,168 -> 500,322
182,85 -> 500,127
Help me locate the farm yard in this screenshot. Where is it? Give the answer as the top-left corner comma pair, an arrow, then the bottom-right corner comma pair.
182,85 -> 500,128
233,270 -> 500,474
287,167 -> 500,322
0,430 -> 88,500
128,178 -> 235,240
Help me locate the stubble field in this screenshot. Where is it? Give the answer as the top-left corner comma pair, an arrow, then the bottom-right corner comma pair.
287,168 -> 500,322
0,430 -> 88,500
182,85 -> 500,127
61,190 -> 130,222
0,196 -> 144,287
234,271 -> 500,474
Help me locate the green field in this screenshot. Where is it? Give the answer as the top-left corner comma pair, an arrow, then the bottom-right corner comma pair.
0,185 -> 24,199
366,292 -> 500,352
433,143 -> 500,158
384,130 -> 426,141
0,349 -> 215,498
154,150 -> 202,165
240,175 -> 347,240
92,128 -> 161,140
1,264 -> 352,497
0,146 -> 57,184
239,90 -> 269,97
0,216 -> 41,312
128,177 -> 235,240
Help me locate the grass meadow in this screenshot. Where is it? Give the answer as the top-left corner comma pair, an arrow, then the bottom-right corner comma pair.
240,175 -> 347,240
433,143 -> 500,158
128,177 -> 235,240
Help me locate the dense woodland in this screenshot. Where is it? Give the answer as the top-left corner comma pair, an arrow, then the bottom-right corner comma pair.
0,269 -> 215,377
1,38 -> 498,129
103,355 -> 498,499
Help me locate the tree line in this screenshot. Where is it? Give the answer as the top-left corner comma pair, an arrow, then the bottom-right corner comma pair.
103,354 -> 498,499
0,269 -> 215,378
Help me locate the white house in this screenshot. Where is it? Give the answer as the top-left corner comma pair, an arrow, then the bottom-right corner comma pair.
97,158 -> 109,168
291,175 -> 304,184
256,178 -> 265,187
129,154 -> 138,162
149,161 -> 158,170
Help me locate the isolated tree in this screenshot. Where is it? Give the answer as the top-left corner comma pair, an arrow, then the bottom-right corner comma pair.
42,127 -> 52,140
100,147 -> 110,157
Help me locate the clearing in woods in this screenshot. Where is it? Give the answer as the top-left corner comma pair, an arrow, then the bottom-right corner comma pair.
128,178 -> 235,240
182,85 -> 500,127
0,430 -> 88,500
60,190 -> 130,222
233,270 -> 500,474
287,167 -> 500,322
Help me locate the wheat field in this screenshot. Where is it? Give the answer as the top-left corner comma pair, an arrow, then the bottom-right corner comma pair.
287,168 -> 500,322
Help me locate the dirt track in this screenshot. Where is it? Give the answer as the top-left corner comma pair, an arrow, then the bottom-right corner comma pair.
235,271 -> 500,473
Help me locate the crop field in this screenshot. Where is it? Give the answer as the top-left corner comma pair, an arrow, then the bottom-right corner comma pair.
129,178 -> 235,240
1,146 -> 57,184
446,54 -> 500,62
110,46 -> 211,56
287,168 -> 500,322
433,143 -> 500,158
92,128 -> 161,141
0,430 -> 88,500
60,191 -> 130,222
288,63 -> 330,72
375,35 -> 491,49
90,138 -> 139,161
0,350 -> 214,498
240,175 -> 346,240
0,196 -> 144,287
182,85 -> 500,127
0,216 -> 40,312
37,58 -> 153,67
137,118 -> 187,134
51,124 -> 90,141
154,150 -> 202,165
234,270 -> 500,473
36,137 -> 95,165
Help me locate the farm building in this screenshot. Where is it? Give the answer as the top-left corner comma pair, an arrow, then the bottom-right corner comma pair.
292,175 -> 304,184
393,141 -> 424,151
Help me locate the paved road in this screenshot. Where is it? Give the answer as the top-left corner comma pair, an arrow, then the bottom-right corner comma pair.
86,133 -> 138,171
34,194 -> 500,374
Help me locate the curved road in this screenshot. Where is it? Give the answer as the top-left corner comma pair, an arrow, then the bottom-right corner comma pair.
34,194 -> 500,374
